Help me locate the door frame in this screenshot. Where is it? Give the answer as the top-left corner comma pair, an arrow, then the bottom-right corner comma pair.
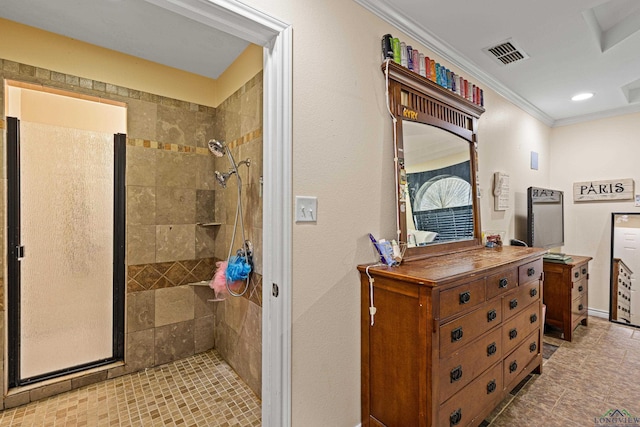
143,1 -> 293,425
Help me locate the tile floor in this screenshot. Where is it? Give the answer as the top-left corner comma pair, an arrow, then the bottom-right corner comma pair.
0,350 -> 261,427
1,316 -> 638,426
486,316 -> 640,426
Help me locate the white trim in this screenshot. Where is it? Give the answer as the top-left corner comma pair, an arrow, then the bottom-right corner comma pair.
554,103 -> 640,127
588,308 -> 609,319
142,0 -> 281,46
262,24 -> 293,427
144,1 -> 292,426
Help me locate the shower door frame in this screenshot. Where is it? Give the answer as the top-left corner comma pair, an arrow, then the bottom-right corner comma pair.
6,117 -> 126,387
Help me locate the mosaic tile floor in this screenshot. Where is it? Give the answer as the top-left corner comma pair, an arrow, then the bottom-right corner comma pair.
485,316 -> 640,426
0,350 -> 261,427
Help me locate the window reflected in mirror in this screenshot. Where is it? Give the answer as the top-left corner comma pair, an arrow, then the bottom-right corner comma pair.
403,121 -> 474,248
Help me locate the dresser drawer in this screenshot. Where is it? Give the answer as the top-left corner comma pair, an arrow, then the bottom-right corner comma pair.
439,278 -> 486,320
572,293 -> 587,320
438,362 -> 503,427
502,281 -> 540,320
503,330 -> 540,390
518,259 -> 543,286
571,278 -> 587,302
440,301 -> 502,357
572,263 -> 589,282
438,327 -> 502,404
486,268 -> 518,300
502,301 -> 541,354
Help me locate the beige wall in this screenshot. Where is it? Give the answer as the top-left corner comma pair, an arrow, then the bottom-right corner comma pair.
14,4 -> 634,426
550,112 -> 640,314
477,90 -> 553,242
242,0 -> 553,425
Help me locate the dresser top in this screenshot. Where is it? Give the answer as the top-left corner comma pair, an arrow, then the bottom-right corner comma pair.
358,246 -> 547,286
543,255 -> 592,267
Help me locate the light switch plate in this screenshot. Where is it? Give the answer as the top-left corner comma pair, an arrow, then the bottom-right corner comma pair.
295,196 -> 317,222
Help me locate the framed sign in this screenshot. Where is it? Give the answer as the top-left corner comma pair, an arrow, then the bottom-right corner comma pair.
573,179 -> 634,202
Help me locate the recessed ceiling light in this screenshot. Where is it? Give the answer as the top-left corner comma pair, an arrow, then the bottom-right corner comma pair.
571,92 -> 594,101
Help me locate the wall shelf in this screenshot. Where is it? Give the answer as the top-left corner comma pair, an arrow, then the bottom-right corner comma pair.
196,222 -> 222,227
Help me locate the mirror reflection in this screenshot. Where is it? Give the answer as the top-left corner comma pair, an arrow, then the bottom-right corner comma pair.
611,213 -> 640,326
403,121 -> 474,248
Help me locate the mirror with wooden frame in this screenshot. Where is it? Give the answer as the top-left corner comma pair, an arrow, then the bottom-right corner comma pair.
382,60 -> 485,259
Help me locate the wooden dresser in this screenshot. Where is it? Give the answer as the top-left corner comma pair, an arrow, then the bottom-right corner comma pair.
358,246 -> 546,427
542,255 -> 591,342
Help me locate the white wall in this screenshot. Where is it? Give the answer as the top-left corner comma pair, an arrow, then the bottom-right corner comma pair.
244,0 -> 553,425
550,112 -> 640,313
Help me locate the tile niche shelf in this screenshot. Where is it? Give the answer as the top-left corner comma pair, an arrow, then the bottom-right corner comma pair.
196,222 -> 222,227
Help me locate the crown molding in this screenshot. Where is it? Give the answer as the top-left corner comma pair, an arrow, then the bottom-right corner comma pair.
354,0 -> 555,127
554,103 -> 640,127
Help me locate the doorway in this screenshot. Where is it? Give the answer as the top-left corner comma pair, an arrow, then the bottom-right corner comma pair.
6,85 -> 127,386
0,1 -> 292,424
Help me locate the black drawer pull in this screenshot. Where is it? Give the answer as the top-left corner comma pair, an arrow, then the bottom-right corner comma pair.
575,271 -> 579,279
487,342 -> 497,356
450,409 -> 462,426
499,278 -> 508,288
459,291 -> 471,305
578,285 -> 584,292
582,268 -> 587,275
530,288 -> 538,297
450,366 -> 463,383
509,328 -> 518,340
509,361 -> 518,373
509,299 -> 518,309
487,380 -> 497,394
527,267 -> 536,277
530,313 -> 537,323
451,327 -> 463,342
530,342 -> 537,352
578,304 -> 584,311
487,309 -> 497,322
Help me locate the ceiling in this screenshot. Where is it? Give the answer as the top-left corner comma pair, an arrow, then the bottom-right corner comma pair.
358,0 -> 640,127
2,0 -> 640,127
0,0 -> 249,80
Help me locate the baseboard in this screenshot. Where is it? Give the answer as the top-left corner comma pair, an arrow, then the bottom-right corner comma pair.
588,308 -> 608,319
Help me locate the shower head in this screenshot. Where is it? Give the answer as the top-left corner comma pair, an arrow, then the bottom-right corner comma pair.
215,171 -> 229,188
208,139 -> 226,157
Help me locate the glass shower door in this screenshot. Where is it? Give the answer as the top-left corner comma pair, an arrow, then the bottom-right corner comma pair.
9,119 -> 124,383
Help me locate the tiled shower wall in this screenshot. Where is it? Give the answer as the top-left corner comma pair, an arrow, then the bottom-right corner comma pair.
211,73 -> 263,397
0,59 -> 263,405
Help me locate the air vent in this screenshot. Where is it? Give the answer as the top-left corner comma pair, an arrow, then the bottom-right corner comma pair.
483,39 -> 529,65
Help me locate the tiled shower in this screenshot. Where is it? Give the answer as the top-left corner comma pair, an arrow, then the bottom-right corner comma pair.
0,59 -> 263,408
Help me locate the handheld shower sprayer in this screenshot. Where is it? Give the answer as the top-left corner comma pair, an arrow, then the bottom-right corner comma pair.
207,139 -> 253,297
208,139 -> 226,157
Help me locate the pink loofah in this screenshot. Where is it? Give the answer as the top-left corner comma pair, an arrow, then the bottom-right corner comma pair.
209,260 -> 246,299
209,261 -> 228,295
